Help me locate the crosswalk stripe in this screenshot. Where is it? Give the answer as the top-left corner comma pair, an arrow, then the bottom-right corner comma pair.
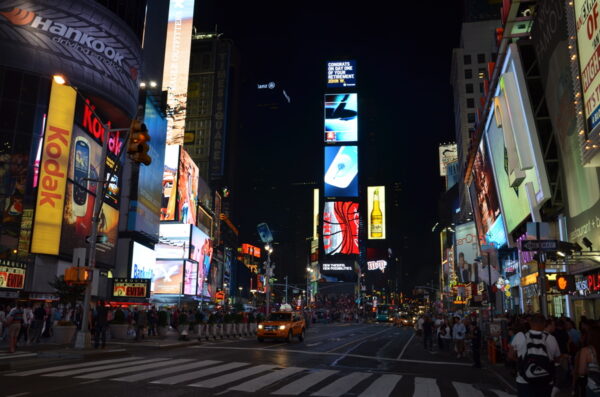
357,374 -> 402,397
76,358 -> 192,379
227,367 -> 305,393
7,356 -> 141,376
490,390 -> 516,397
452,382 -> 485,397
113,360 -> 220,382
0,353 -> 37,360
311,372 -> 372,397
150,362 -> 247,385
414,377 -> 440,397
271,369 -> 339,395
188,364 -> 276,388
43,358 -> 168,377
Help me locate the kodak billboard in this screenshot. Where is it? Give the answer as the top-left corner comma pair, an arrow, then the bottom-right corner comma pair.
31,80 -> 76,255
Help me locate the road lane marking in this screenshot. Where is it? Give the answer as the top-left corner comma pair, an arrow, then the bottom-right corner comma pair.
113,360 -> 220,382
44,358 -> 168,377
6,393 -> 30,397
0,353 -> 37,360
190,346 -> 472,366
414,377 -> 440,397
7,356 -> 142,376
357,374 -> 402,397
151,362 -> 247,385
306,342 -> 322,347
188,364 -> 276,388
271,369 -> 339,395
311,372 -> 371,397
326,327 -> 394,353
226,367 -> 304,393
453,382 -> 485,397
76,359 -> 192,379
396,332 -> 415,360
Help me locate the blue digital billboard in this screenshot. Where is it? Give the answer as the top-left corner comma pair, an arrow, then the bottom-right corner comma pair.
325,94 -> 358,142
324,146 -> 358,197
327,61 -> 356,88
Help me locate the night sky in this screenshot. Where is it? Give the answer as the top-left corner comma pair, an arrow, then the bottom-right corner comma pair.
194,1 -> 464,291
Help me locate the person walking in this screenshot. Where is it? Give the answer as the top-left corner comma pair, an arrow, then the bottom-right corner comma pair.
453,316 -> 466,359
135,307 -> 148,341
509,314 -> 560,397
6,304 -> 24,353
29,303 -> 46,344
147,307 -> 157,337
423,316 -> 434,351
93,301 -> 108,349
470,321 -> 482,368
577,325 -> 600,396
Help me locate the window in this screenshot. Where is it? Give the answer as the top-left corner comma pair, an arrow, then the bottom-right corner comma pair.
464,54 -> 472,65
466,83 -> 474,94
479,83 -> 484,93
467,113 -> 476,123
465,69 -> 472,79
467,98 -> 475,108
477,53 -> 486,63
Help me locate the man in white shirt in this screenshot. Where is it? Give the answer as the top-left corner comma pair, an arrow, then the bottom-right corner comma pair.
452,317 -> 466,358
509,314 -> 560,397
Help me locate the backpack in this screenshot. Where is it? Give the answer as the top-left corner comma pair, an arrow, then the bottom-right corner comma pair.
518,331 -> 555,387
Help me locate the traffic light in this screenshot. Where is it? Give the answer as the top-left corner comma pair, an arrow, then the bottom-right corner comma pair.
127,120 -> 151,165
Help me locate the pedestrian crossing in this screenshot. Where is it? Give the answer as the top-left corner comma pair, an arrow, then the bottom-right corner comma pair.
0,351 -> 37,360
4,356 -> 515,396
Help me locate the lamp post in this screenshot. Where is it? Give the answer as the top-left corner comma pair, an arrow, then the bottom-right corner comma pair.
306,267 -> 313,308
238,286 -> 243,305
53,75 -> 133,349
265,244 -> 273,315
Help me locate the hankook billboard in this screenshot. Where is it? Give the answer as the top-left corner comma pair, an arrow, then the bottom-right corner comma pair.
0,0 -> 142,117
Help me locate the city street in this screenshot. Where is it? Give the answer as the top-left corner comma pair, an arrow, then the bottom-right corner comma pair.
1,324 -> 515,397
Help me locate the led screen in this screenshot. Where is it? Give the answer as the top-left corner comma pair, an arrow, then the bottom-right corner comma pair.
439,144 -> 457,176
184,261 -> 198,295
131,242 -> 157,279
155,223 -> 191,259
327,61 -> 356,88
323,201 -> 359,255
471,141 -> 501,240
324,94 -> 357,142
367,186 -> 386,240
191,226 -> 213,297
454,222 -> 478,283
153,260 -> 184,294
324,146 -> 358,197
177,148 -> 199,225
160,145 -> 180,221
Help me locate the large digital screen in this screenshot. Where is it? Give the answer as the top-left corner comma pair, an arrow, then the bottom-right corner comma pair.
471,140 -> 501,240
439,144 -> 458,176
327,61 -> 356,88
177,148 -> 198,225
160,145 -> 180,221
575,0 -> 600,133
454,222 -> 479,283
129,97 -> 168,240
325,94 -> 357,142
153,260 -> 184,294
184,261 -> 198,295
155,223 -> 192,259
323,201 -> 359,255
191,226 -> 213,297
367,186 -> 386,240
324,146 -> 358,197
131,242 -> 157,280
162,0 -> 195,145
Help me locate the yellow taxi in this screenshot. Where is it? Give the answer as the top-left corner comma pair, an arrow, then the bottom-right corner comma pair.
257,311 -> 306,343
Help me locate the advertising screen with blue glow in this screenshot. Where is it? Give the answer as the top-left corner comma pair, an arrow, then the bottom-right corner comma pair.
485,215 -> 507,248
325,94 -> 357,142
324,146 -> 358,197
327,61 -> 356,88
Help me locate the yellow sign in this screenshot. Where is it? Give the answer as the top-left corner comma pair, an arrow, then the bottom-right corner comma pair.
0,262 -> 26,289
367,186 -> 386,239
31,81 -> 76,255
521,272 -> 539,287
112,280 -> 148,298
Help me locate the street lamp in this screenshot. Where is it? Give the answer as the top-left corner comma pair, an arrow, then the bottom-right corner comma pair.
305,267 -> 313,308
264,244 -> 274,314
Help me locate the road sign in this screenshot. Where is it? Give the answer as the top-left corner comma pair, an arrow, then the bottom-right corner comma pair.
520,240 -> 559,252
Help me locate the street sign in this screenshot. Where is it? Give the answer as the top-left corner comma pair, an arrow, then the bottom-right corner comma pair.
520,240 -> 559,252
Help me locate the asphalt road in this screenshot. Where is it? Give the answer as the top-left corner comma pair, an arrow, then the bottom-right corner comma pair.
1,323 -> 515,397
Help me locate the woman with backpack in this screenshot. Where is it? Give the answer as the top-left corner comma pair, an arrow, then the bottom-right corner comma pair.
577,326 -> 600,396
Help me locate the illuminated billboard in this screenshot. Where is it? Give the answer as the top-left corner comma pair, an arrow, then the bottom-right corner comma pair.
131,242 -> 156,280
323,201 -> 359,255
324,146 -> 358,197
327,61 -> 356,88
31,81 -> 76,255
191,226 -> 212,297
439,144 -> 457,176
112,278 -> 150,298
160,145 -> 180,221
162,0 -> 195,145
454,222 -> 479,283
324,94 -> 358,142
177,148 -> 198,225
575,0 -> 600,134
367,186 -> 386,239
128,98 -> 168,240
153,260 -> 184,294
184,261 -> 198,295
0,261 -> 26,289
156,223 -> 192,259
320,261 -> 354,272
313,189 -> 319,240
471,140 -> 501,241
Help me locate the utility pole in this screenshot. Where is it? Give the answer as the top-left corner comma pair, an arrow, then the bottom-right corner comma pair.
264,246 -> 273,315
284,276 -> 288,304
